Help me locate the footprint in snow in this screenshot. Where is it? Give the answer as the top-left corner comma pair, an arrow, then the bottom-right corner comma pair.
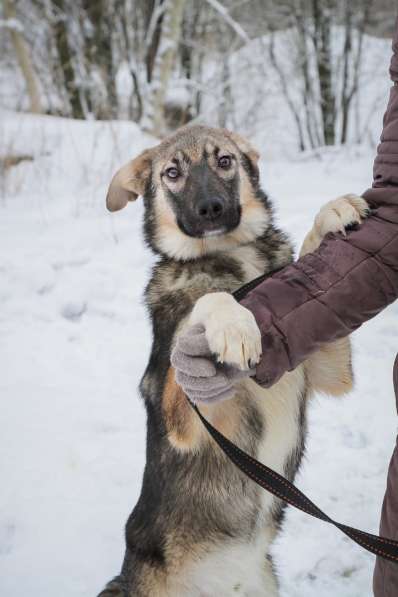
61,301 -> 87,321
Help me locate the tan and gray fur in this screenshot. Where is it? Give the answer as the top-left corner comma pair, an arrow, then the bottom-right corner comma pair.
98,125 -> 367,597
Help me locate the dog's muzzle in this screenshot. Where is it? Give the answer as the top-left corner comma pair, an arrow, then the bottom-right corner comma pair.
179,201 -> 241,238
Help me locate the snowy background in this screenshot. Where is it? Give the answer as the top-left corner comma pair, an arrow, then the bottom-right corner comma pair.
1,10 -> 397,597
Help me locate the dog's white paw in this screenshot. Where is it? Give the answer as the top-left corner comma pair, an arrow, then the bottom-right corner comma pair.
190,292 -> 262,370
205,312 -> 262,370
314,193 -> 369,238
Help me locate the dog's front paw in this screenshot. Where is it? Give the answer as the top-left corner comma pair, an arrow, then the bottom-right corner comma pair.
300,194 -> 369,256
205,312 -> 262,370
314,193 -> 369,238
189,292 -> 262,370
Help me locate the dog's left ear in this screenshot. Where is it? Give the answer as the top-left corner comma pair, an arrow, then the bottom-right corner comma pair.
106,148 -> 154,212
223,130 -> 260,180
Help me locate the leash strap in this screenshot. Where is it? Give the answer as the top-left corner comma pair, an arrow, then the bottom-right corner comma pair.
191,402 -> 398,563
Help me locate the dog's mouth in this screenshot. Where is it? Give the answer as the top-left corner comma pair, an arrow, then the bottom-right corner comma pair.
202,228 -> 226,238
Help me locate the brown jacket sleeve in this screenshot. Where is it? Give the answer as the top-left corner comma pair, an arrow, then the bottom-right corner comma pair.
241,21 -> 398,388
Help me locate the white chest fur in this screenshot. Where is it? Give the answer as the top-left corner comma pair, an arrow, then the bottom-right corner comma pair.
251,366 -> 306,517
184,533 -> 278,596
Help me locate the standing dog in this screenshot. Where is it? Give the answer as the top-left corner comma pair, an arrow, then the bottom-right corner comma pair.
99,125 -> 367,596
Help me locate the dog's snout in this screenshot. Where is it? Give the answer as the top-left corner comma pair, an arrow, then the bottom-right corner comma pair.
196,198 -> 224,221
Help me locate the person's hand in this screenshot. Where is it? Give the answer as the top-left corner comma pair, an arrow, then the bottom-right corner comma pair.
171,324 -> 255,404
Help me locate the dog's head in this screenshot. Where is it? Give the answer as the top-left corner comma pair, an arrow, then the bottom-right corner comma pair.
106,125 -> 272,260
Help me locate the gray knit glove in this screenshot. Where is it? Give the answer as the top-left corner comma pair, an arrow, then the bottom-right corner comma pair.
171,324 -> 255,404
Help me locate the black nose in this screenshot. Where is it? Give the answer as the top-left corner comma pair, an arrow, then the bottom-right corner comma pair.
196,198 -> 224,221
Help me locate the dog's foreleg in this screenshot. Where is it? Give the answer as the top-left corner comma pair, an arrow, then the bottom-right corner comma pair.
162,290 -> 262,453
162,366 -> 207,452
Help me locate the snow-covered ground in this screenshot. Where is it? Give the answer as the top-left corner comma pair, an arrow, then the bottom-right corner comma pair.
0,103 -> 397,597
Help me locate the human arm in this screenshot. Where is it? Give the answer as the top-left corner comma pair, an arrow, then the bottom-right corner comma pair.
242,20 -> 398,387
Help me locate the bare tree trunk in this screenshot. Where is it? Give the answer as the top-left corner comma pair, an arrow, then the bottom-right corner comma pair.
294,7 -> 321,148
312,0 -> 335,145
179,3 -> 203,124
82,0 -> 118,119
340,0 -> 352,144
117,0 -> 144,121
268,33 -> 306,151
4,0 -> 42,114
340,0 -> 373,144
144,0 -> 165,84
143,0 -> 187,136
51,0 -> 85,119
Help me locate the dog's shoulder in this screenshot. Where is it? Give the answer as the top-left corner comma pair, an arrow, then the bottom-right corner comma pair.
255,225 -> 294,271
229,225 -> 294,283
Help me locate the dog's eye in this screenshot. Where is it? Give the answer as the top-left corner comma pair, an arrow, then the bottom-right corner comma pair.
165,167 -> 180,180
218,155 -> 231,169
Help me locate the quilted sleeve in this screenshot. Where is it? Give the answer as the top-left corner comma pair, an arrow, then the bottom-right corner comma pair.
241,21 -> 398,388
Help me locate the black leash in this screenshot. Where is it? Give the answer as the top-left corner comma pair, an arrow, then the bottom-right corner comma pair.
189,271 -> 398,563
191,402 -> 398,563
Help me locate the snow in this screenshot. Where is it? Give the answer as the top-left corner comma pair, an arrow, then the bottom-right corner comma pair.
1,82 -> 397,597
268,147 -> 398,596
0,18 -> 24,33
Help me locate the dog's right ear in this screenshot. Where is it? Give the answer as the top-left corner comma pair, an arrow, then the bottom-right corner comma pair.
106,148 -> 154,212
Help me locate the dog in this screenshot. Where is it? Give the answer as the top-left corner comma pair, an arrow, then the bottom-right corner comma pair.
98,125 -> 368,596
